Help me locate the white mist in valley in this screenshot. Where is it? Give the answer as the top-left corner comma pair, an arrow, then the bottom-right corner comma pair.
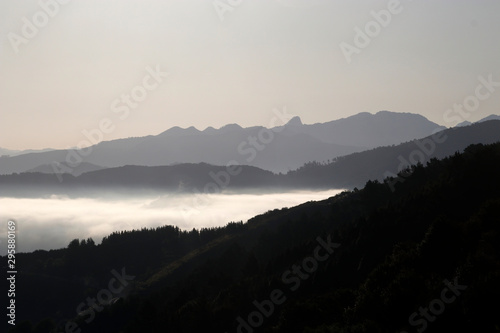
0,190 -> 343,255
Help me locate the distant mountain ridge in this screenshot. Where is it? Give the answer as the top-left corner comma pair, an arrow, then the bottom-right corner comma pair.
26,162 -> 105,177
2,120 -> 499,197
279,111 -> 445,147
0,147 -> 54,157
456,114 -> 500,127
0,111 -> 444,175
157,110 -> 445,147
288,119 -> 500,188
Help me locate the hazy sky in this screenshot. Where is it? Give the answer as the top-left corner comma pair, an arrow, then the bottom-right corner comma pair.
1,0 -> 499,150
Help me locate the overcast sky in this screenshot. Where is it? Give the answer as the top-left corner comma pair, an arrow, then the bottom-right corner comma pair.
1,0 -> 499,150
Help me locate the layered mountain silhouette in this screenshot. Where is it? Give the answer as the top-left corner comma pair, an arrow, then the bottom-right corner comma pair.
476,114 -> 500,123
288,119 -> 500,188
0,147 -> 54,157
2,120 -> 499,197
275,111 -> 444,147
0,111 -> 444,175
456,114 -> 500,127
26,161 -> 105,177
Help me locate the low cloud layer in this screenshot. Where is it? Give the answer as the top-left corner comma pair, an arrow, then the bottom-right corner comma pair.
0,190 -> 342,254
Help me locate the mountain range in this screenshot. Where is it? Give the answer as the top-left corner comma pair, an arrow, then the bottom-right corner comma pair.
0,111 -> 446,175
2,119 -> 500,197
456,114 -> 500,127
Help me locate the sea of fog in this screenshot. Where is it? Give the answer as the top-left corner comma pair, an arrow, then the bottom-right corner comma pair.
0,189 -> 343,255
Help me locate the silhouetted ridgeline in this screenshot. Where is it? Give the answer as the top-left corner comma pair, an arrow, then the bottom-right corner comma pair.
6,142 -> 500,332
0,111 -> 443,175
0,164 -> 283,197
287,119 -> 500,188
1,120 -> 499,196
26,161 -> 105,177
